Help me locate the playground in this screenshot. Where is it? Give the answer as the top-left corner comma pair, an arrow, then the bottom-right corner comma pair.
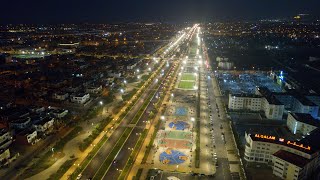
159,149 -> 188,165
168,121 -> 190,130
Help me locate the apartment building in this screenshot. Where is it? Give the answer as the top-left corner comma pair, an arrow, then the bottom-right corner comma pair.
228,94 -> 262,111
244,129 -> 320,180
287,113 -> 320,135
71,93 -> 90,104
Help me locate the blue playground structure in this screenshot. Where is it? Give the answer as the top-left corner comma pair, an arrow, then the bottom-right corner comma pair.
159,149 -> 188,165
168,121 -> 189,130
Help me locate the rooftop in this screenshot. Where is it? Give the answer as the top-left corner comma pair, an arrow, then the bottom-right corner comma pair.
294,94 -> 316,107
257,87 -> 283,105
249,133 -> 317,155
230,93 -> 262,98
299,128 -> 320,151
273,150 -> 310,168
290,113 -> 320,127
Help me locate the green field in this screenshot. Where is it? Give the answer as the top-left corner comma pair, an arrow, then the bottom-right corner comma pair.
178,81 -> 195,89
181,73 -> 196,81
190,46 -> 198,55
159,131 -> 192,140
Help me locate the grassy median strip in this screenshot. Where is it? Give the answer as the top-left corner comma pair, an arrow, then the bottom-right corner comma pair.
69,62 -> 166,179
118,129 -> 148,180
79,117 -> 112,151
130,90 -> 157,125
93,127 -> 133,180
133,168 -> 143,180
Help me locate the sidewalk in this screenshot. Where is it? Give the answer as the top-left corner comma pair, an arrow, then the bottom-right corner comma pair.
128,61 -> 179,180
60,60 -> 167,180
26,102 -> 116,180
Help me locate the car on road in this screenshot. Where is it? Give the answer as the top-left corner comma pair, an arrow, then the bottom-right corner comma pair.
76,174 -> 82,180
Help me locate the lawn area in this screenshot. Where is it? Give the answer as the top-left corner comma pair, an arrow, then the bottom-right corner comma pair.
178,81 -> 195,89
190,46 -> 198,56
181,73 -> 196,81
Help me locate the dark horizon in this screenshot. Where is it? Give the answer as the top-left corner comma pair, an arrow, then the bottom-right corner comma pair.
2,0 -> 320,24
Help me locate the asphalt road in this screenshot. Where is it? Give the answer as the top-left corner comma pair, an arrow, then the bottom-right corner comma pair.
81,70 -> 163,179
206,66 -> 232,180
102,65 -> 175,179
81,27 -> 194,180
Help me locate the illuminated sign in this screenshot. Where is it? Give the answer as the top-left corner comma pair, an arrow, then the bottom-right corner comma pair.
254,134 -> 276,140
253,134 -> 312,151
287,141 -> 311,151
279,71 -> 284,81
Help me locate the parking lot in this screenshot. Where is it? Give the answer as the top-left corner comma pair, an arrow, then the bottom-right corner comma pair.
216,71 -> 282,95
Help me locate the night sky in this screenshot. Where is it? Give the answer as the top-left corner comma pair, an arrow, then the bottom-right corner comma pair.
2,0 -> 320,24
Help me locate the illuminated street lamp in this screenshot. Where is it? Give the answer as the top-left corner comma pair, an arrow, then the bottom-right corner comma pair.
120,89 -> 124,93
191,117 -> 195,122
99,101 -> 103,105
161,116 -> 165,120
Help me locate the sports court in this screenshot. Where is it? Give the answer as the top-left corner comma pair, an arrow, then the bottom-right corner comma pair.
168,121 -> 190,130
159,149 -> 188,165
178,81 -> 195,90
158,130 -> 192,140
181,73 -> 196,81
158,139 -> 192,149
175,107 -> 188,116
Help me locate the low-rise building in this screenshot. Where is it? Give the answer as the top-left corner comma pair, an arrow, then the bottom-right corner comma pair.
0,148 -> 10,167
244,129 -> 320,180
9,117 -> 31,130
228,91 -> 284,120
70,93 -> 90,104
293,97 -> 319,119
33,117 -> 54,134
86,85 -> 102,94
15,129 -> 37,145
50,109 -> 68,119
53,92 -> 69,101
287,113 -> 320,135
0,129 -> 12,150
228,94 -> 262,111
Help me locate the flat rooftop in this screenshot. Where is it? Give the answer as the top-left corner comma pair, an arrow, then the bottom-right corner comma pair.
290,113 -> 320,127
273,150 -> 311,168
249,133 -> 317,155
